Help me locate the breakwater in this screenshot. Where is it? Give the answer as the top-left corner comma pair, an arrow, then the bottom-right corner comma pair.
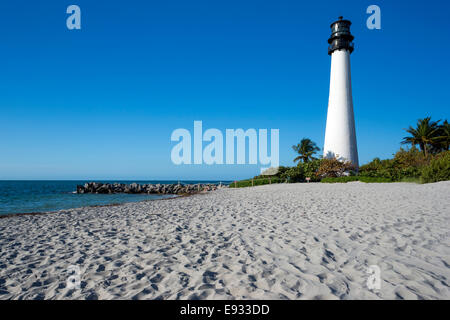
76,182 -> 224,195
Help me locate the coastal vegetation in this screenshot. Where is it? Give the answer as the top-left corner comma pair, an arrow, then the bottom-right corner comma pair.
231,117 -> 450,187
419,151 -> 450,183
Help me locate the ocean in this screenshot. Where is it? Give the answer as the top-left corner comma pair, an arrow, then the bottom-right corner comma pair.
0,180 -> 230,216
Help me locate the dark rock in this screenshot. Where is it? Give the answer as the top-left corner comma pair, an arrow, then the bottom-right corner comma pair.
76,182 -> 226,195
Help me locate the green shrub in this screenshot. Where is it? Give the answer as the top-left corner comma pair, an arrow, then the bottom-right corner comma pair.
359,148 -> 430,181
281,166 -> 305,183
301,159 -> 323,182
394,147 -> 430,168
420,151 -> 450,183
274,166 -> 289,178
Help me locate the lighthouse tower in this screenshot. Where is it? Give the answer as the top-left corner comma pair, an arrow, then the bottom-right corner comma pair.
323,17 -> 359,168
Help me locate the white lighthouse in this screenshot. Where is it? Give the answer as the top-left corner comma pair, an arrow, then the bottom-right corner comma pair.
323,17 -> 359,168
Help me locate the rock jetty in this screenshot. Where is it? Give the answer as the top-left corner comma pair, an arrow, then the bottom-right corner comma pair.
76,182 -> 224,195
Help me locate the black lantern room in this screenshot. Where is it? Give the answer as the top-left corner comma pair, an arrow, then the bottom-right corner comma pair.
328,16 -> 354,55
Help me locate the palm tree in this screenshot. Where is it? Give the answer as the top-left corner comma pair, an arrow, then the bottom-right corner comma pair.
402,117 -> 441,156
437,120 -> 450,151
293,138 -> 320,164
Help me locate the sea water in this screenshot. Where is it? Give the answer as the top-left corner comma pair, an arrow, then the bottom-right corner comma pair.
0,180 -> 228,216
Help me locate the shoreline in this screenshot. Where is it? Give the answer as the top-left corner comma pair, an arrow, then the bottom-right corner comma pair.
0,180 -> 422,219
0,181 -> 228,218
0,193 -> 194,220
0,180 -> 435,219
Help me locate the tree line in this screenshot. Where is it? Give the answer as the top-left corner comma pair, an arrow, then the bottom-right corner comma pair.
233,117 -> 449,187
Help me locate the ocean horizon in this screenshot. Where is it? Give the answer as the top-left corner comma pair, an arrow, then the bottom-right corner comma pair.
0,180 -> 231,216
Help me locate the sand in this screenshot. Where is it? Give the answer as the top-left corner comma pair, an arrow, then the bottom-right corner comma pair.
0,181 -> 449,300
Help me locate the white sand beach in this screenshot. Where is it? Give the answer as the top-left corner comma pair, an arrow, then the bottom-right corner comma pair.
0,182 -> 449,300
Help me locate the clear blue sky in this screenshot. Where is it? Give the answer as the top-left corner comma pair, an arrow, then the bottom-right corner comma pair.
0,0 -> 449,180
